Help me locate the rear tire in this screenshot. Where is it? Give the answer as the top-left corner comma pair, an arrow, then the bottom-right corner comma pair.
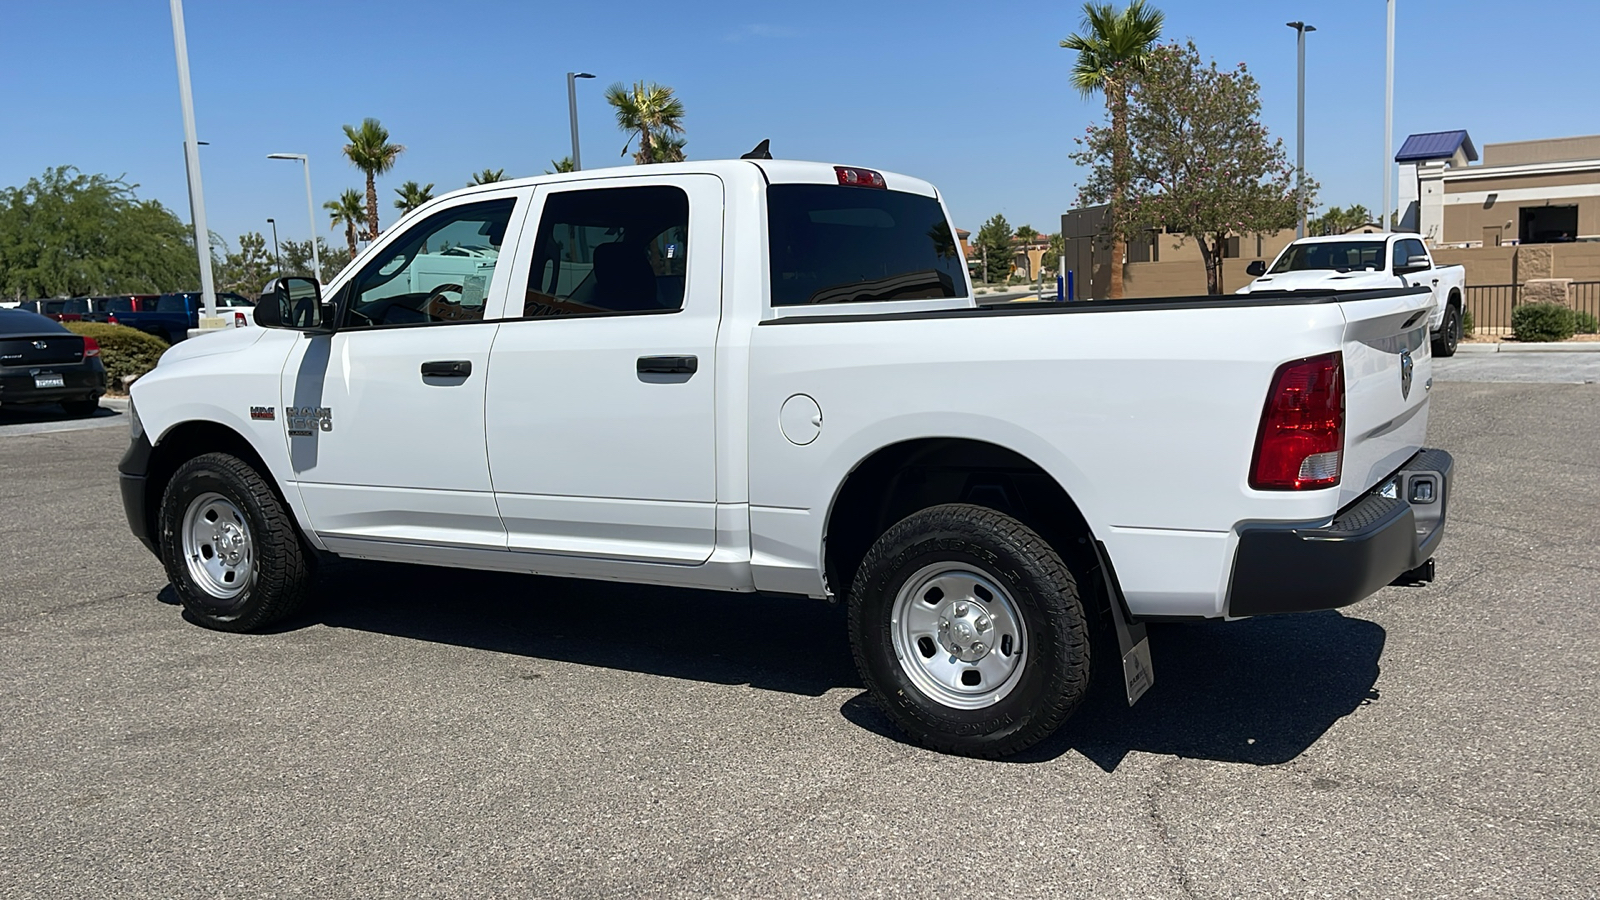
1432,304 -> 1461,358
60,398 -> 99,417
157,452 -> 314,632
848,503 -> 1091,758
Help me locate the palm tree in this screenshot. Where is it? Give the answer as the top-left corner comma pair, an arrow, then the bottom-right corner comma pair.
468,168 -> 506,186
647,135 -> 687,164
341,118 -> 405,241
393,180 -> 434,215
324,189 -> 367,261
604,81 -> 686,165
1061,0 -> 1164,299
546,157 -> 576,174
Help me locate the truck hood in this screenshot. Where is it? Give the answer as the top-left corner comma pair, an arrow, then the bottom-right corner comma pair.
158,325 -> 267,366
1237,269 -> 1394,294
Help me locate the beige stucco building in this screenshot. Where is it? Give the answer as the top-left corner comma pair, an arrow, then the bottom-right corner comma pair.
1414,133 -> 1600,247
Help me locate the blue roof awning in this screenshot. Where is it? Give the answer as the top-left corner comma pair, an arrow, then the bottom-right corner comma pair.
1396,130 -> 1477,163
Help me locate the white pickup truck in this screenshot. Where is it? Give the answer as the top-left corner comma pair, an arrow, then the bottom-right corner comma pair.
120,159 -> 1453,757
1238,232 -> 1468,357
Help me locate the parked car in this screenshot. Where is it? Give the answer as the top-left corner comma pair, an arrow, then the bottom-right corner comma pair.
1237,232 -> 1468,357
120,159 -> 1452,758
91,294 -> 160,324
0,308 -> 107,416
22,297 -> 93,322
113,291 -> 254,343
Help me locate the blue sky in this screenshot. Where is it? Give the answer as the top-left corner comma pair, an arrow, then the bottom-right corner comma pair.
3,0 -> 1597,249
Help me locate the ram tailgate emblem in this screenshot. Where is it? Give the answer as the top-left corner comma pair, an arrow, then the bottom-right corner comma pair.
1399,348 -> 1414,400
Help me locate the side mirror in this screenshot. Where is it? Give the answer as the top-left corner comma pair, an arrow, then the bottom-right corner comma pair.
258,277 -> 334,332
1246,260 -> 1267,277
1394,255 -> 1431,276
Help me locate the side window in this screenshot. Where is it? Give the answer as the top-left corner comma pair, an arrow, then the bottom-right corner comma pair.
343,198 -> 515,329
520,185 -> 688,318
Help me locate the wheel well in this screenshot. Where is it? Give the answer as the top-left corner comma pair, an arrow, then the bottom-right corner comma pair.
142,422 -> 281,542
824,438 -> 1105,609
1449,288 -> 1462,310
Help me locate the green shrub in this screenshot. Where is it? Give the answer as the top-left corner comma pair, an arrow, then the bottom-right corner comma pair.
1575,310 -> 1600,335
61,322 -> 168,388
1510,303 -> 1577,343
1461,307 -> 1474,337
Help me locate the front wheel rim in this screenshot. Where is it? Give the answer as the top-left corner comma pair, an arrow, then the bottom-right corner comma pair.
889,563 -> 1029,709
181,492 -> 254,604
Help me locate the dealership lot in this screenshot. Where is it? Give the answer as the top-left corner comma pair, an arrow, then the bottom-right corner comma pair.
1,362 -> 1596,898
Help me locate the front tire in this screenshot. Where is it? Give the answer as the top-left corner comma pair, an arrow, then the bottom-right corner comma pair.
848,503 -> 1091,758
1432,304 -> 1461,357
157,452 -> 313,632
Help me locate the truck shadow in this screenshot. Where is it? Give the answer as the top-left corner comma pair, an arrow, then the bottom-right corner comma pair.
845,612 -> 1386,771
271,561 -> 1384,771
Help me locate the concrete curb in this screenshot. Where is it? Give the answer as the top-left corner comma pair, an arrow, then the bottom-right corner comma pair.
1457,342 -> 1600,354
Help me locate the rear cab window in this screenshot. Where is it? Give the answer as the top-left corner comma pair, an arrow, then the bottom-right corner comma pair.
766,179 -> 968,311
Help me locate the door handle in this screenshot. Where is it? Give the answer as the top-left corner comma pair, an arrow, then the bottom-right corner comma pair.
421,360 -> 472,378
637,355 -> 698,375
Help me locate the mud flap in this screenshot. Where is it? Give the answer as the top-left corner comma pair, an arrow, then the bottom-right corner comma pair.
1093,540 -> 1153,706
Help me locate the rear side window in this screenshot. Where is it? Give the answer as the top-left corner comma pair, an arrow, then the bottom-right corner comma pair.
767,185 -> 966,306
520,185 -> 689,317
156,294 -> 190,312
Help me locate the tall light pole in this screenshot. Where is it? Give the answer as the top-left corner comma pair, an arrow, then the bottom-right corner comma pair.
267,218 -> 282,278
1383,0 -> 1396,232
567,72 -> 595,171
1287,22 -> 1316,239
267,153 -> 321,283
168,0 -> 218,323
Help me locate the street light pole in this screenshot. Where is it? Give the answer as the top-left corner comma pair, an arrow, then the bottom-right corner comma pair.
267,153 -> 321,283
1383,0 -> 1396,233
567,72 -> 595,171
168,0 -> 218,323
267,218 -> 282,278
1287,22 -> 1316,239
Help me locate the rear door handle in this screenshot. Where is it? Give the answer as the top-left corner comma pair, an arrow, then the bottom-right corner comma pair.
637,355 -> 698,375
421,360 -> 472,379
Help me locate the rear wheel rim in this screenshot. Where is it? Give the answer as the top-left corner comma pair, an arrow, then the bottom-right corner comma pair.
181,492 -> 254,604
889,562 -> 1029,709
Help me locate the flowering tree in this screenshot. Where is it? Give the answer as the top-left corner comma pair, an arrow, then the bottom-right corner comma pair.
1072,41 -> 1313,294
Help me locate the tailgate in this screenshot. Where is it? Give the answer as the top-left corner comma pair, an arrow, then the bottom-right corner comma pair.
1338,287 -> 1433,507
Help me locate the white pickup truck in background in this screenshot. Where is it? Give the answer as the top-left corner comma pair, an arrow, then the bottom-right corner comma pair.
119,159 -> 1453,757
1238,232 -> 1468,357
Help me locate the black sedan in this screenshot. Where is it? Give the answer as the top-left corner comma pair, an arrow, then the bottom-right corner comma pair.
0,309 -> 107,416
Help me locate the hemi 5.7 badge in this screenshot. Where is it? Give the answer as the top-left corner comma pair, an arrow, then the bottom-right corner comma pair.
250,406 -> 276,421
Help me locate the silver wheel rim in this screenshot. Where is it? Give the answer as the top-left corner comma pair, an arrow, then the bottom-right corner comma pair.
181,492 -> 254,602
890,562 -> 1029,709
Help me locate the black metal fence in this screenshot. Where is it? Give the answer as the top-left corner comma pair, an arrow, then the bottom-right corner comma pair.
1463,282 -> 1600,335
1463,284 -> 1518,333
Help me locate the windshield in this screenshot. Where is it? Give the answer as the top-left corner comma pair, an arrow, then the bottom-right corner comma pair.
1268,241 -> 1387,274
767,184 -> 966,306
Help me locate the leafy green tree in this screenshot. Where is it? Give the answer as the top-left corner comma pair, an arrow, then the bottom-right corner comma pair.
279,237 -> 347,284
976,214 -> 1014,284
341,118 -> 405,241
324,189 -> 367,260
0,166 -> 199,299
1042,232 -> 1065,273
604,81 -> 686,165
1308,204 -> 1373,236
393,180 -> 434,215
468,168 -> 506,186
212,231 -> 273,298
1072,40 -> 1309,294
546,157 -> 576,174
1061,0 -> 1165,299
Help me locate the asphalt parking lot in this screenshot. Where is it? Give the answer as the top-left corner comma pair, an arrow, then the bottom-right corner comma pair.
2,355 -> 1597,898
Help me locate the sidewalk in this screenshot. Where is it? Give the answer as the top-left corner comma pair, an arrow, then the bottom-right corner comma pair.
1456,341 -> 1600,353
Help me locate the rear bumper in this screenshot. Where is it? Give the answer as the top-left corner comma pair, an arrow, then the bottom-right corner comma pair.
1228,449 -> 1453,616
0,362 -> 106,405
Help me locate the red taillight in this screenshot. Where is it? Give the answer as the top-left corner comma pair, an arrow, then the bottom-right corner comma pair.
1250,352 -> 1344,490
234,311 -> 247,327
835,166 -> 886,189
107,312 -> 119,324
82,336 -> 101,358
